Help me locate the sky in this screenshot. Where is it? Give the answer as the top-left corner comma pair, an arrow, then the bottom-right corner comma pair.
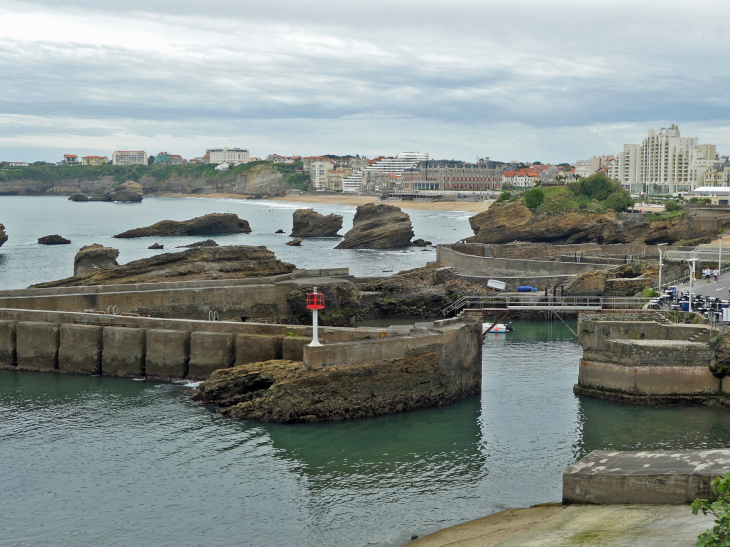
1,0 -> 730,164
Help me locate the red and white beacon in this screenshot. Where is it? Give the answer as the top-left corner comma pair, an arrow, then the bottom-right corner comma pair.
306,287 -> 325,347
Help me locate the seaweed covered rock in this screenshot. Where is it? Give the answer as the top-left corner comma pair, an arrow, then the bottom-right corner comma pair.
114,213 -> 251,238
0,223 -> 7,247
335,202 -> 414,249
34,245 -> 295,287
38,234 -> 71,245
290,209 -> 343,237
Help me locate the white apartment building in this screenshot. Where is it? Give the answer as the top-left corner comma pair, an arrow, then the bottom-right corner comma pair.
112,150 -> 147,165
574,155 -> 614,178
310,160 -> 334,190
361,154 -> 428,193
207,148 -> 249,166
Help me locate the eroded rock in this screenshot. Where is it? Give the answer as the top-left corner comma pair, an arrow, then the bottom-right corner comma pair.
148,243 -> 164,249
114,213 -> 252,238
175,239 -> 218,248
290,209 -> 343,237
335,202 -> 414,249
108,181 -> 143,202
73,244 -> 120,276
286,238 -> 302,246
38,234 -> 71,245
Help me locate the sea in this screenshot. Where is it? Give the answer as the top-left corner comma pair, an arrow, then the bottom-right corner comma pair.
1,197 -> 729,547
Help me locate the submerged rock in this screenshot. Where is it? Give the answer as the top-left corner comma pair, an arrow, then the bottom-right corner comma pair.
38,234 -> 71,245
34,245 -> 295,287
113,213 -> 252,238
148,243 -> 164,249
335,202 -> 414,249
286,238 -> 302,246
290,209 -> 343,237
0,223 -> 7,247
73,244 -> 120,276
175,239 -> 218,248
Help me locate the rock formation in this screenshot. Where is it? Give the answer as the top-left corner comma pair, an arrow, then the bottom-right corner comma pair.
194,342 -> 481,423
113,213 -> 251,238
467,201 -> 714,245
290,209 -> 343,237
34,245 -> 295,288
0,223 -> 7,247
148,243 -> 164,249
412,239 -> 432,247
108,180 -> 143,202
68,193 -> 88,202
335,202 -> 414,249
38,235 -> 71,245
286,238 -> 302,246
175,240 -> 218,248
73,244 -> 120,276
275,229 -> 285,234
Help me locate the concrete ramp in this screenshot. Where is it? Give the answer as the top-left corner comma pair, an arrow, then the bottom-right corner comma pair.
563,449 -> 730,504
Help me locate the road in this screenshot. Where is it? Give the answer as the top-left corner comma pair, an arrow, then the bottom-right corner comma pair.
673,274 -> 730,299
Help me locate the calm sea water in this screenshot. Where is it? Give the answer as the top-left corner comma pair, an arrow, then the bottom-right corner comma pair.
0,196 -> 474,289
3,320 -> 730,547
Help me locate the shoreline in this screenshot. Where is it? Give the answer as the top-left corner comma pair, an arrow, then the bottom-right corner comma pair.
158,192 -> 493,213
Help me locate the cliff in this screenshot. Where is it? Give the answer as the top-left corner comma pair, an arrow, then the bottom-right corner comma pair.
0,223 -> 6,247
290,209 -> 343,237
335,202 -> 414,249
113,213 -> 251,238
32,245 -> 295,287
467,201 -> 714,245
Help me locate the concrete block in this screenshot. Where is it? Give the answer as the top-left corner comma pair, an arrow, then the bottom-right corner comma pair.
634,366 -> 720,396
0,320 -> 17,369
282,336 -> 309,362
188,332 -> 235,380
59,324 -> 103,375
235,334 -> 282,366
578,360 -> 636,393
563,449 -> 730,505
145,329 -> 190,380
303,337 -> 409,368
102,327 -> 146,378
16,321 -> 59,372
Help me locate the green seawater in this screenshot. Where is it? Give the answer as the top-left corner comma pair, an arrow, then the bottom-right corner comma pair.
2,321 -> 730,547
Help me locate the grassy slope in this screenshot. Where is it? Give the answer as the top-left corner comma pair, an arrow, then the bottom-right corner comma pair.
0,161 -> 311,190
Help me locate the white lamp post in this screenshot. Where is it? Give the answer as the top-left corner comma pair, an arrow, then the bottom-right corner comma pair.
307,287 -> 324,347
688,258 -> 698,313
657,243 -> 668,289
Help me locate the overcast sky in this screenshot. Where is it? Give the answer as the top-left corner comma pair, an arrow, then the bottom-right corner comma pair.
2,0 -> 730,163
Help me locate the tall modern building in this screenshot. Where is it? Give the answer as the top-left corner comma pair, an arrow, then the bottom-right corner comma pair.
112,150 -> 147,165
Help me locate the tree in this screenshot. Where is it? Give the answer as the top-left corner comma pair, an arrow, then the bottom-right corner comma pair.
665,200 -> 681,212
692,473 -> 730,546
605,191 -> 634,212
555,174 -> 568,185
497,191 -> 512,203
524,187 -> 545,209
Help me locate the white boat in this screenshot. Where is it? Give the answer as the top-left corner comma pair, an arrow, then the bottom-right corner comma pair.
483,322 -> 514,333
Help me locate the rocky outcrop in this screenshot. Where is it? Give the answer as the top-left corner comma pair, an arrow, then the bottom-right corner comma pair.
335,203 -> 414,249
195,329 -> 482,422
68,193 -> 89,202
275,229 -> 285,234
290,209 -> 343,237
286,238 -> 302,246
113,213 -> 251,238
149,243 -> 164,249
175,239 -> 218,248
158,164 -> 288,196
108,181 -> 143,202
467,201 -> 715,245
34,245 -> 295,287
565,263 -> 654,296
0,223 -> 7,247
38,235 -> 71,245
73,244 -> 120,276
412,239 -> 432,247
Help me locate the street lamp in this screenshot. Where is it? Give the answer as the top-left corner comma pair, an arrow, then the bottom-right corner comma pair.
657,243 -> 669,288
687,258 -> 698,313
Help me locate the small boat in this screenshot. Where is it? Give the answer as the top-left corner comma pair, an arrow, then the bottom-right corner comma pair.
483,322 -> 514,333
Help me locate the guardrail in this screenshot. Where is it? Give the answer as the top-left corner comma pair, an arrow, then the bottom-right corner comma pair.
441,296 -> 652,316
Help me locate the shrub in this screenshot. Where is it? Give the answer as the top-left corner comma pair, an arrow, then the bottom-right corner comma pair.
497,191 -> 512,203
524,188 -> 545,210
665,200 -> 681,212
692,473 -> 730,546
641,287 -> 659,297
605,191 -> 635,212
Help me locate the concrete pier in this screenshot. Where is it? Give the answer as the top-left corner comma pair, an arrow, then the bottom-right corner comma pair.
563,449 -> 730,505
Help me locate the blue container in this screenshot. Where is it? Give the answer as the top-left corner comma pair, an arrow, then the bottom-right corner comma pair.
681,302 -> 690,312
517,286 -> 533,292
669,286 -> 677,295
532,287 -> 538,292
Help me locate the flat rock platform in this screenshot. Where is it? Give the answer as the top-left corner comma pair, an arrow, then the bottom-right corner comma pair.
402,504 -> 714,547
564,449 -> 730,504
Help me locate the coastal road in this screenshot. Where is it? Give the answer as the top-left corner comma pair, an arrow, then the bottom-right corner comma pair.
672,274 -> 730,299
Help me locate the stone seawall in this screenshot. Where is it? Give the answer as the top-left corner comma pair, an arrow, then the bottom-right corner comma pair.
575,312 -> 729,401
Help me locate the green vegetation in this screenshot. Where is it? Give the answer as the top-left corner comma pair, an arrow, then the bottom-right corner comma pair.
641,287 -> 659,297
692,473 -> 730,546
646,209 -> 685,222
497,191 -> 512,203
0,160 -> 311,189
518,173 -> 635,215
524,187 -> 545,210
664,200 -> 681,211
691,197 -> 713,205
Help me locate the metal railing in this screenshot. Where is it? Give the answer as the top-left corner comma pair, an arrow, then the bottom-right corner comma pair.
442,295 -> 651,317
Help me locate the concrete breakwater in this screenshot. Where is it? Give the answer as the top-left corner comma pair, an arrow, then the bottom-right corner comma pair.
575,310 -> 730,401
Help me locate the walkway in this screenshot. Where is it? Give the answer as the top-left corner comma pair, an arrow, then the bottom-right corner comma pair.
402,504 -> 714,547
